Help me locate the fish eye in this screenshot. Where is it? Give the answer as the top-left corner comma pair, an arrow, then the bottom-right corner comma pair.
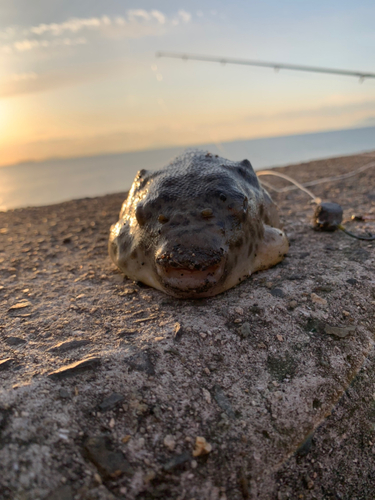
135,204 -> 148,226
219,193 -> 227,202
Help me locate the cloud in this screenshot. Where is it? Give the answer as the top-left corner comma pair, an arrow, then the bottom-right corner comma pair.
0,9 -> 190,54
1,36 -> 87,53
178,10 -> 192,23
2,10 -> 183,40
29,17 -> 103,36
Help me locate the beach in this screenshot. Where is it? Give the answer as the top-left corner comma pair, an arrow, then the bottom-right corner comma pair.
0,151 -> 375,499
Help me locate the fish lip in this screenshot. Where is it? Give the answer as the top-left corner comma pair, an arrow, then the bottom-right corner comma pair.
155,259 -> 227,298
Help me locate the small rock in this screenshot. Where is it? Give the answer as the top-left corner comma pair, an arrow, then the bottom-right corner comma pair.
239,322 -> 251,338
48,339 -> 90,353
212,385 -> 236,419
126,351 -> 155,375
192,436 -> 212,457
163,451 -> 191,471
48,357 -> 101,380
5,336 -> 26,346
310,293 -> 327,305
325,325 -> 355,338
83,435 -> 133,479
173,322 -> 184,341
288,300 -> 298,309
58,388 -> 71,399
303,475 -> 314,490
271,288 -> 285,298
163,435 -> 176,451
202,388 -> 211,404
346,278 -> 358,285
0,358 -> 15,371
98,393 -> 125,412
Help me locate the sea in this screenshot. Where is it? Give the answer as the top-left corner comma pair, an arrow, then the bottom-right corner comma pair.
1,125 -> 374,211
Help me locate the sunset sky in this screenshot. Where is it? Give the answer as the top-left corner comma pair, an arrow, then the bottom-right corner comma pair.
1,0 -> 375,167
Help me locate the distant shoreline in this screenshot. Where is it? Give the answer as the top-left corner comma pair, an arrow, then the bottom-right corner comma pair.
1,126 -> 375,211
1,123 -> 375,170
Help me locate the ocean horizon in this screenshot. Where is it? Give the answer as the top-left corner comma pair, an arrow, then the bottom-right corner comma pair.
1,125 -> 374,211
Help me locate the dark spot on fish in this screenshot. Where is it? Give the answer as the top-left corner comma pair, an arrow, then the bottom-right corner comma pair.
233,237 -> 244,249
158,214 -> 169,223
201,208 -> 214,218
219,193 -> 227,202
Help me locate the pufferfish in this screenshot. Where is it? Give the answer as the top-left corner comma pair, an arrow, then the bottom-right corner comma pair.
109,150 -> 288,298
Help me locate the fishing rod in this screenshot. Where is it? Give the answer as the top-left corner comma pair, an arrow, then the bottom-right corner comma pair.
156,51 -> 375,82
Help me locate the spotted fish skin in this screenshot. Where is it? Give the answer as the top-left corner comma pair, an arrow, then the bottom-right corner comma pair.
109,150 -> 289,298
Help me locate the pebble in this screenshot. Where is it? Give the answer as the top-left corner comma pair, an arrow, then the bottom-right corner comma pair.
98,393 -> 125,412
346,278 -> 358,285
202,388 -> 211,404
163,434 -> 176,451
212,385 -> 235,419
271,288 -> 285,298
0,358 -> 15,371
126,351 -> 155,375
83,435 -> 133,479
193,436 -> 212,457
239,322 -> 251,338
163,451 -> 191,471
173,322 -> 184,341
325,325 -> 355,338
48,357 -> 101,380
58,388 -> 70,399
311,293 -> 327,305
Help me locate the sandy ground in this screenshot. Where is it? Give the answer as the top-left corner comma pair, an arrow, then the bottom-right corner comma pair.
0,151 -> 375,500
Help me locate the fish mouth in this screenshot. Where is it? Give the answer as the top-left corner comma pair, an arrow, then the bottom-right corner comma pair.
155,261 -> 226,297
